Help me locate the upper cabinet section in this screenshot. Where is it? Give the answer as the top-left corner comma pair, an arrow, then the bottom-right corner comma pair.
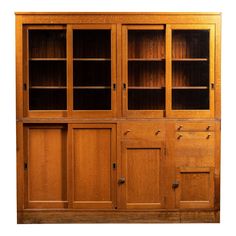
16,13 -> 220,120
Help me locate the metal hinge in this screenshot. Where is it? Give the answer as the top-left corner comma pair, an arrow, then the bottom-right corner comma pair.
211,83 -> 215,90
113,83 -> 116,91
163,147 -> 167,157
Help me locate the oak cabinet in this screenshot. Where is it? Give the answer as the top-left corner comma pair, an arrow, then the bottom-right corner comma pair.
16,13 -> 221,223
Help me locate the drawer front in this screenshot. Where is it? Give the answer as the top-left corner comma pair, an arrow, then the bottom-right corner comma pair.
174,132 -> 215,167
121,122 -> 165,140
175,122 -> 215,131
176,131 -> 214,140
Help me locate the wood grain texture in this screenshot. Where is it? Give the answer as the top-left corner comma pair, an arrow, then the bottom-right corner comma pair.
25,126 -> 68,209
17,210 -> 219,223
71,124 -> 116,209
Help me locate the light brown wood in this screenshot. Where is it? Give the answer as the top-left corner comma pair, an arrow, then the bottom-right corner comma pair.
176,167 -> 214,209
120,140 -> 165,209
24,125 -> 68,209
71,124 -> 116,209
16,12 -> 221,223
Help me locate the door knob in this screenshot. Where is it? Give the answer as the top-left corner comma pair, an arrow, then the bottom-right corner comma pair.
118,177 -> 126,184
172,180 -> 179,189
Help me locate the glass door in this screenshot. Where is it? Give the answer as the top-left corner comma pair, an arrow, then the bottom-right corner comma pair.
167,24 -> 215,118
26,26 -> 67,117
71,24 -> 116,117
122,25 -> 165,118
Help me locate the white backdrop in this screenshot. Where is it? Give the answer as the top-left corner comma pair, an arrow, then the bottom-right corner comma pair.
0,0 -> 235,235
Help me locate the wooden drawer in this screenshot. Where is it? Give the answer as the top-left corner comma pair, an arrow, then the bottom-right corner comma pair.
176,131 -> 214,140
121,122 -> 165,140
175,122 -> 215,132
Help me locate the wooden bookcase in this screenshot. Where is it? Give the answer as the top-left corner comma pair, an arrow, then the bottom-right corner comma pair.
16,12 -> 221,223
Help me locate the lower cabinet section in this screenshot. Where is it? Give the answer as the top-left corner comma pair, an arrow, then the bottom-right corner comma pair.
19,121 -> 219,223
120,141 -> 165,209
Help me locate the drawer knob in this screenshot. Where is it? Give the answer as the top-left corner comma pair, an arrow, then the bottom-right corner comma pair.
207,134 -> 211,139
124,129 -> 131,135
155,130 -> 161,135
178,125 -> 183,131
177,134 -> 183,139
206,126 -> 211,131
118,177 -> 126,185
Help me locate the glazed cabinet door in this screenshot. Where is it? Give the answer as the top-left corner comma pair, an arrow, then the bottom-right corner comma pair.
24,125 -> 68,209
24,25 -> 68,118
69,24 -> 117,118
122,25 -> 166,118
70,124 -> 116,209
119,141 -> 166,209
166,24 -> 215,118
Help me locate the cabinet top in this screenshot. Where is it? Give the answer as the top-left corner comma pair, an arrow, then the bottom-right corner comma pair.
15,12 -> 221,15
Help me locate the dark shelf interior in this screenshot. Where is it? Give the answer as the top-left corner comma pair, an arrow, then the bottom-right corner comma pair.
73,30 -> 111,58
73,89 -> 111,110
29,30 -> 66,58
172,61 -> 209,87
128,89 -> 165,110
172,30 -> 209,59
128,61 -> 165,87
29,61 -> 66,87
128,30 -> 165,59
73,61 -> 111,86
29,89 -> 67,110
172,89 -> 209,110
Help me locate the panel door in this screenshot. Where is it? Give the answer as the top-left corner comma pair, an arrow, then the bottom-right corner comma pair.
71,124 -> 116,209
120,141 -> 166,209
24,125 -> 68,209
173,131 -> 215,208
122,25 -> 166,118
175,167 -> 214,209
69,24 -> 117,118
166,24 -> 215,118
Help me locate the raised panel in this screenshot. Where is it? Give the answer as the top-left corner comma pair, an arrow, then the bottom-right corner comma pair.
121,141 -> 165,209
176,167 -> 214,208
25,126 -> 67,208
71,124 -> 116,209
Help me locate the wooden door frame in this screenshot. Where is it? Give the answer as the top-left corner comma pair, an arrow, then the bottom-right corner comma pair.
121,25 -> 166,118
68,123 -> 117,209
68,24 -> 117,118
166,24 -> 215,118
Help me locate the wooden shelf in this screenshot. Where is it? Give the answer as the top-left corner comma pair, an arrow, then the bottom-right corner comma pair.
29,58 -> 66,61
30,86 -> 67,89
172,86 -> 208,90
128,58 -> 165,62
73,58 -> 111,61
172,58 -> 208,62
74,86 -> 111,89
129,86 -> 164,90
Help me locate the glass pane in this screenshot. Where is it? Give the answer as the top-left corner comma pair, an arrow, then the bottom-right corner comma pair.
73,29 -> 112,110
172,30 -> 210,110
28,30 -> 67,110
128,29 -> 165,110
